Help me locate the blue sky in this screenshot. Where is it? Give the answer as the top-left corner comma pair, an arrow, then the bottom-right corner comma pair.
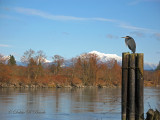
0,0 -> 160,64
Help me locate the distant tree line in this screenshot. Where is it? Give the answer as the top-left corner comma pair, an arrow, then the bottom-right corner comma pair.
0,49 -> 160,87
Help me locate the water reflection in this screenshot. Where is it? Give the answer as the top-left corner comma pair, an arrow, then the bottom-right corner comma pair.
144,87 -> 160,110
0,87 -> 159,120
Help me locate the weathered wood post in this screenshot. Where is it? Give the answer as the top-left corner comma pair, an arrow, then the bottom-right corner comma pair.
135,53 -> 144,120
122,53 -> 144,120
128,54 -> 136,120
122,52 -> 129,120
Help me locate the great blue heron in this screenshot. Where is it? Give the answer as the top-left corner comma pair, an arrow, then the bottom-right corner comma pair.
122,36 -> 136,53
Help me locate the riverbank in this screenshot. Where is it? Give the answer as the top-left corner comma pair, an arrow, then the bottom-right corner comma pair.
0,81 -> 159,88
0,82 -> 119,88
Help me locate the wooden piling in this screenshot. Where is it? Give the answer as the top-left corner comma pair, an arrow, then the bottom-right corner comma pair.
128,54 -> 136,120
122,52 -> 144,120
135,53 -> 144,120
122,52 -> 129,120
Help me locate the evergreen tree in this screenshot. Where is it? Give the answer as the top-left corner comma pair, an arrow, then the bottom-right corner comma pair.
8,55 -> 16,66
156,61 -> 160,71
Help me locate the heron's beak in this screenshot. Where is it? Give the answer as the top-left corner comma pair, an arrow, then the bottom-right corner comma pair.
121,37 -> 126,38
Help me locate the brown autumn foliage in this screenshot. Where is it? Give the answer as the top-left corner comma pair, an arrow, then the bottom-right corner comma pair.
144,70 -> 160,86
0,51 -> 160,88
0,64 -> 12,83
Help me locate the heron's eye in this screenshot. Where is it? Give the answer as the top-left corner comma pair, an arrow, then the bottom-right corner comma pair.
126,36 -> 130,39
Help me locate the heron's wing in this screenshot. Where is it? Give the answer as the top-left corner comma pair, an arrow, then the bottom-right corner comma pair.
127,38 -> 136,53
125,39 -> 128,47
128,44 -> 132,50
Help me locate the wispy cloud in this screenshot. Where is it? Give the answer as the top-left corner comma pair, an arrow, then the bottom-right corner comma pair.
128,0 -> 160,5
106,34 -> 118,39
119,23 -> 151,32
130,31 -> 145,37
14,7 -> 152,31
128,0 -> 140,5
62,32 -> 70,35
9,7 -> 160,37
0,44 -> 11,47
13,7 -> 115,22
156,51 -> 160,54
88,17 -> 116,22
0,14 -> 18,20
153,33 -> 160,40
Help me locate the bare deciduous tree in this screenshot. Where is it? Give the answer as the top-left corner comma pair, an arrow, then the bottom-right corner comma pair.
21,49 -> 35,64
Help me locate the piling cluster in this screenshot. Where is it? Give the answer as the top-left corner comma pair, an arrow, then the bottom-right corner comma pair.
122,53 -> 144,120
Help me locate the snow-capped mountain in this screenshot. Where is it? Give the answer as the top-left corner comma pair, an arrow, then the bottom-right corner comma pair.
45,59 -> 51,63
89,51 -> 122,62
16,58 -> 51,66
143,62 -> 157,70
88,51 -> 157,70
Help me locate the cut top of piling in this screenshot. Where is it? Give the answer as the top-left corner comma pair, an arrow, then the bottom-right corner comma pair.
122,52 -> 130,68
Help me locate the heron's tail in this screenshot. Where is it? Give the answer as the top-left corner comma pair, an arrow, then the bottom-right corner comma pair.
132,49 -> 136,53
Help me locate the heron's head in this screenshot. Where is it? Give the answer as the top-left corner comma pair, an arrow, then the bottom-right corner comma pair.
121,36 -> 131,39
121,36 -> 132,46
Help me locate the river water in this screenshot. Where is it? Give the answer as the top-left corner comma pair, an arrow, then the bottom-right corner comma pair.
0,87 -> 159,120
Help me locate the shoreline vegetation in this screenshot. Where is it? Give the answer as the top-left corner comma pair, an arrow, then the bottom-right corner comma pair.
0,49 -> 160,88
0,83 -> 160,88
